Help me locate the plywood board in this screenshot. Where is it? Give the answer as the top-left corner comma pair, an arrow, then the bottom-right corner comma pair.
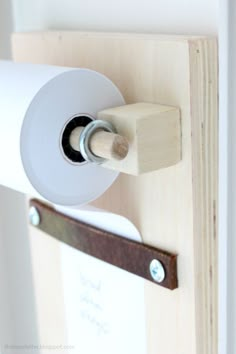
12,31 -> 218,354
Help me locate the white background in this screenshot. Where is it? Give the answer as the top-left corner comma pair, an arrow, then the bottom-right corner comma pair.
0,1 -> 223,353
11,0 -> 218,34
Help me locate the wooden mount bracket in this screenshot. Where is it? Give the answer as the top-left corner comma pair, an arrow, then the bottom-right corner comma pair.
69,102 -> 181,175
13,32 -> 217,354
98,102 -> 181,175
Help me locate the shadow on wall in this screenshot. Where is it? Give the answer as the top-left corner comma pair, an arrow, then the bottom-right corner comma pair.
0,186 -> 39,354
0,0 -> 13,59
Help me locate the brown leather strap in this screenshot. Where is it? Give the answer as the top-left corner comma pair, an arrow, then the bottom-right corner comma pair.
29,199 -> 178,290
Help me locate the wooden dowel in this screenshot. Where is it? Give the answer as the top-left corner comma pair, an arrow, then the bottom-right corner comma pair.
69,126 -> 129,161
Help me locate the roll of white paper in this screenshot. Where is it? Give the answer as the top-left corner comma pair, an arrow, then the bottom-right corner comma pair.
0,61 -> 125,206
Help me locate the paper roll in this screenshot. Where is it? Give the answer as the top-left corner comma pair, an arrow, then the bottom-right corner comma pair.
0,61 -> 125,206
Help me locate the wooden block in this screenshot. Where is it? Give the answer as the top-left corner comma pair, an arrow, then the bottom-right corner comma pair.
99,102 -> 181,174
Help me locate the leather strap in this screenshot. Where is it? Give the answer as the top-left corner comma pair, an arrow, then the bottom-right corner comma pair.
29,199 -> 178,290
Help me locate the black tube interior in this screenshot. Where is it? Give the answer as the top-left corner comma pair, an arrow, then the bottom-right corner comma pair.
61,115 -> 93,163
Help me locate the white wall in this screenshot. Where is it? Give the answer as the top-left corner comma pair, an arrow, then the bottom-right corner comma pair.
0,0 -> 13,58
0,2 -> 39,352
12,0 -> 218,34
221,1 -> 236,353
0,187 -> 39,354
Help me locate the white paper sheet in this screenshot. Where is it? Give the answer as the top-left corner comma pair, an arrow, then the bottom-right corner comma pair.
59,208 -> 147,354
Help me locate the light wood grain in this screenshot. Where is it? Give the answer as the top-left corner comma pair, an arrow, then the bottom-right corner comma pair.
99,102 -> 181,174
27,222 -> 68,351
12,31 -> 218,354
71,101 -> 181,172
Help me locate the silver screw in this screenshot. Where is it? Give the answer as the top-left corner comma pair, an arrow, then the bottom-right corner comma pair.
149,259 -> 165,283
29,206 -> 41,226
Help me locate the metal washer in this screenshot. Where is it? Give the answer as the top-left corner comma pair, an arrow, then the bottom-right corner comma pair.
79,120 -> 117,164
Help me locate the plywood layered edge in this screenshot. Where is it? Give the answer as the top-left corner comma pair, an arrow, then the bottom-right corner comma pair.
189,39 -> 218,354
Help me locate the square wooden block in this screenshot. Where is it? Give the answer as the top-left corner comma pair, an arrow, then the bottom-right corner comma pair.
98,102 -> 181,175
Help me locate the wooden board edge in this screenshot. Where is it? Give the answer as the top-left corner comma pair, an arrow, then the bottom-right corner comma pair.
189,37 -> 218,354
11,30 -> 215,43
